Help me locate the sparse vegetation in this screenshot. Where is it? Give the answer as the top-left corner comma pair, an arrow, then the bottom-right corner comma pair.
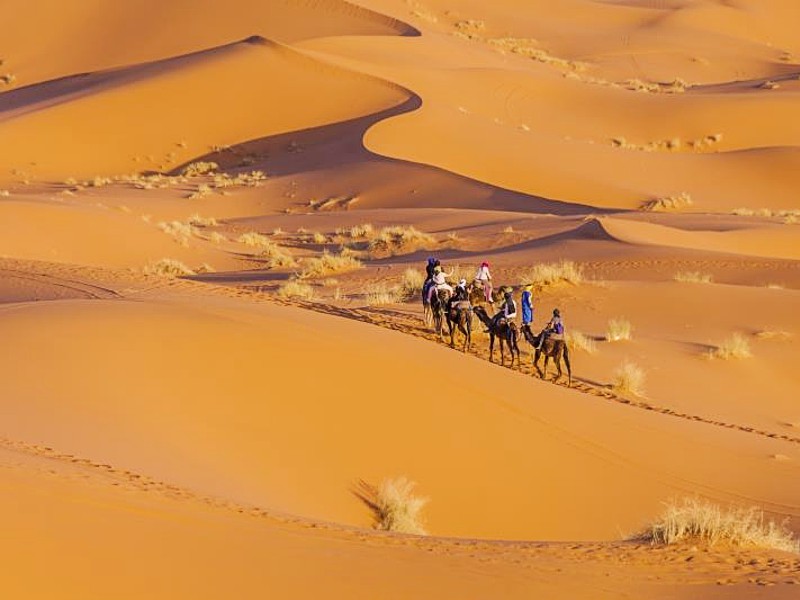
365,283 -> 403,306
187,183 -> 213,199
158,221 -> 198,246
400,268 -> 425,300
1,73 -> 16,85
641,192 -> 693,212
300,250 -> 363,278
260,242 -> 297,268
182,161 -> 218,177
187,214 -> 219,227
606,318 -> 633,342
237,232 -> 271,247
207,232 -> 226,244
612,361 -> 645,397
522,260 -> 584,289
674,271 -> 713,284
144,259 -> 195,278
277,279 -> 315,300
643,497 -> 798,553
565,330 -> 597,354
367,226 -> 436,258
712,333 -> 752,359
731,208 -> 800,224
357,477 -> 428,535
755,330 -> 792,341
348,223 -> 374,238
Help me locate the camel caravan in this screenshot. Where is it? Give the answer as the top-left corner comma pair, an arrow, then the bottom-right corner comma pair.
421,258 -> 572,386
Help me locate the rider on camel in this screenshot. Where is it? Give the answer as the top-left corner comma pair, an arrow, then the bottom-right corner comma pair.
487,287 -> 516,331
537,308 -> 564,349
427,264 -> 454,303
473,261 -> 493,304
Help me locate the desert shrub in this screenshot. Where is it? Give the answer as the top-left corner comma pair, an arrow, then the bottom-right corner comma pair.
606,318 -> 633,342
641,192 -> 693,212
158,221 -> 198,246
612,361 -> 645,396
674,271 -> 713,284
300,251 -> 363,278
522,260 -> 583,289
348,223 -> 374,238
367,226 -> 436,257
643,498 -> 798,552
207,232 -> 226,244
277,280 -> 314,300
365,283 -> 403,305
755,330 -> 792,341
144,259 -> 195,278
399,268 -> 426,300
188,214 -> 219,227
237,232 -> 271,247
712,333 -> 752,359
311,231 -> 327,244
182,161 -> 218,177
358,477 -> 428,535
565,330 -> 597,354
187,184 -> 213,199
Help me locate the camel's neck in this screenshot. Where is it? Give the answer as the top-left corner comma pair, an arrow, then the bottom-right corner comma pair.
474,308 -> 492,326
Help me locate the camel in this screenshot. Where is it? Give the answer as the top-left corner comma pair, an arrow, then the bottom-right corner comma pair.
473,306 -> 520,367
522,326 -> 572,386
428,287 -> 452,340
445,299 -> 472,352
467,281 -> 498,307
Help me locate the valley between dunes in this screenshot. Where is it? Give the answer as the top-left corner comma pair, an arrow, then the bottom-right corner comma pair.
1,0 -> 799,598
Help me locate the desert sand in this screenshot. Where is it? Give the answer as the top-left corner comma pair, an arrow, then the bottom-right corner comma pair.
1,0 -> 799,598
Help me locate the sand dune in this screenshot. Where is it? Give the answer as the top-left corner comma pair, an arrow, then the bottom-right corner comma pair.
2,1 -> 800,598
0,35 -> 407,183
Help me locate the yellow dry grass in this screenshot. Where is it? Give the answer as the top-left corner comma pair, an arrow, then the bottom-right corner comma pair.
606,318 -> 632,342
644,498 -> 798,553
300,251 -> 363,279
612,361 -> 645,397
712,333 -> 752,359
674,271 -> 713,284
565,331 -> 597,354
359,477 -> 428,535
277,279 -> 315,300
521,260 -> 584,289
143,259 -> 195,278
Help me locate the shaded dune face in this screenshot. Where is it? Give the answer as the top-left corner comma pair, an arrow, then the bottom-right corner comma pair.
1,1 -> 800,599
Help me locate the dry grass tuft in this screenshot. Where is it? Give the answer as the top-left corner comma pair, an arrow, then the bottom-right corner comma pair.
158,221 -> 198,246
237,232 -> 271,247
521,260 -> 584,289
711,333 -> 752,359
277,279 -> 315,300
182,161 -> 218,177
612,361 -> 646,397
606,318 -> 633,342
367,226 -> 436,257
674,271 -> 713,284
643,498 -> 798,553
364,283 -> 403,306
348,223 -> 374,238
207,232 -> 226,244
187,214 -> 219,227
755,330 -> 792,341
400,268 -> 426,300
357,477 -> 428,535
565,331 -> 597,354
144,259 -> 195,278
641,192 -> 693,212
187,183 -> 213,199
300,251 -> 363,279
